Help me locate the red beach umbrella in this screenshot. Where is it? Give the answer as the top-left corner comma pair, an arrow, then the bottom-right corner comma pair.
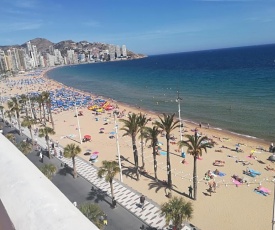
84,134 -> 91,139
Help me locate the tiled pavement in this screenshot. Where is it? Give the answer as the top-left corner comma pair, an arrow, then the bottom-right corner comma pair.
11,122 -> 194,230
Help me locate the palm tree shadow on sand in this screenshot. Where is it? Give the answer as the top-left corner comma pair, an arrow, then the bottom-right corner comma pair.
122,165 -> 138,180
148,179 -> 190,199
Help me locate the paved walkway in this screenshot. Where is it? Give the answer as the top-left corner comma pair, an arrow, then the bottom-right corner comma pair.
10,121 -> 194,230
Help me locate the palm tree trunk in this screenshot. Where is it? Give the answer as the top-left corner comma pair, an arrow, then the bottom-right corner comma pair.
193,156 -> 198,200
28,126 -> 34,145
39,105 -> 42,121
48,104 -> 55,130
132,136 -> 139,181
72,157 -> 77,178
42,103 -> 46,124
46,136 -> 52,159
153,147 -> 158,181
16,111 -> 22,135
141,136 -> 145,169
110,179 -> 114,199
166,138 -> 172,189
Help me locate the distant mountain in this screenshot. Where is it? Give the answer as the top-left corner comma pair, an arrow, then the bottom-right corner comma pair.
0,38 -> 147,59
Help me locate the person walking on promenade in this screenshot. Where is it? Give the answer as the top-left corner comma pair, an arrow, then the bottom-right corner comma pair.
188,185 -> 193,198
103,214 -> 108,225
140,195 -> 145,210
40,152 -> 43,163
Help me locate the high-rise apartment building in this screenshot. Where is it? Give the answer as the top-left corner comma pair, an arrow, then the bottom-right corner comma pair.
54,49 -> 63,65
109,45 -> 116,61
115,45 -> 121,59
122,45 -> 127,57
0,49 -> 9,73
18,48 -> 27,70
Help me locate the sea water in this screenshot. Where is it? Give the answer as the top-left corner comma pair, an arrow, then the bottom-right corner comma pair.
47,44 -> 275,142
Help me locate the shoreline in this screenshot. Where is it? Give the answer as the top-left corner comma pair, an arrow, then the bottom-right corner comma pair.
2,68 -> 274,230
45,67 -> 269,147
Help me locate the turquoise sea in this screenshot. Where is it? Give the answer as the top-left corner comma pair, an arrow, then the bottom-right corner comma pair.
47,44 -> 275,142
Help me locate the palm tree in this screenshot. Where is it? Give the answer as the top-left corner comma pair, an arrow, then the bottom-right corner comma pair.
38,126 -> 56,158
63,143 -> 81,178
17,141 -> 33,155
7,97 -> 22,135
154,113 -> 180,190
4,109 -> 14,127
5,133 -> 16,144
178,134 -> 214,200
19,94 -> 29,117
79,203 -> 104,229
144,126 -> 161,181
98,160 -> 120,200
161,196 -> 193,230
0,105 -> 4,121
40,164 -> 57,180
137,113 -> 148,170
30,96 -> 38,120
21,116 -> 36,144
36,94 -> 44,122
42,91 -> 54,130
120,113 -> 140,180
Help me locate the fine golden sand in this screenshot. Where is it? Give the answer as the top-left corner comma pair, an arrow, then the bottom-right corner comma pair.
1,70 -> 273,230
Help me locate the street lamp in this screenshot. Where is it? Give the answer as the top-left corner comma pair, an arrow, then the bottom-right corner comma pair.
113,111 -> 123,182
272,179 -> 275,230
74,102 -> 82,144
176,91 -> 183,153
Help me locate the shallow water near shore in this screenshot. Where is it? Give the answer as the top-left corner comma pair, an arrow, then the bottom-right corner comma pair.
47,44 -> 275,142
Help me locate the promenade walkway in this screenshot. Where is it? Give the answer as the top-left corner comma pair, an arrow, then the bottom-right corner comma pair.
9,121 -> 195,230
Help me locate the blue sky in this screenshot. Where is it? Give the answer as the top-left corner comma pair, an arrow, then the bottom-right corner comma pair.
0,0 -> 275,55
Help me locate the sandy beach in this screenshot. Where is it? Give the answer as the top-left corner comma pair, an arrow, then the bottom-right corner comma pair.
1,69 -> 274,230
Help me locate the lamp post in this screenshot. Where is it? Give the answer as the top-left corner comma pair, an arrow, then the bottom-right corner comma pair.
176,91 -> 183,153
114,111 -> 123,182
272,180 -> 275,230
75,102 -> 82,144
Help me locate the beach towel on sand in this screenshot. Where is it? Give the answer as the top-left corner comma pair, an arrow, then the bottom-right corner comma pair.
249,169 -> 261,175
254,190 -> 267,196
243,171 -> 257,177
259,187 -> 271,194
232,179 -> 241,186
218,172 -> 226,177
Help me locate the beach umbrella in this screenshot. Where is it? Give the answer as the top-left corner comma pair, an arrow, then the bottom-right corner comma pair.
90,154 -> 98,160
157,141 -> 163,146
84,134 -> 91,139
268,155 -> 275,162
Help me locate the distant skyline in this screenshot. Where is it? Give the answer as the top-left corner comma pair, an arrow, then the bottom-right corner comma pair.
0,0 -> 275,55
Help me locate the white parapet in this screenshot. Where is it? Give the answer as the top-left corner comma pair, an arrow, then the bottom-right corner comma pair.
0,134 -> 99,230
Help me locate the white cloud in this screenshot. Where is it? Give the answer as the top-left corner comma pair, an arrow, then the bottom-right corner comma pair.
0,22 -> 42,32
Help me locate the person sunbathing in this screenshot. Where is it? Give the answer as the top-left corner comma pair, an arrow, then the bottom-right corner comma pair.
232,174 -> 244,183
255,186 -> 270,195
213,160 -> 225,166
265,165 -> 275,171
214,169 -> 220,175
